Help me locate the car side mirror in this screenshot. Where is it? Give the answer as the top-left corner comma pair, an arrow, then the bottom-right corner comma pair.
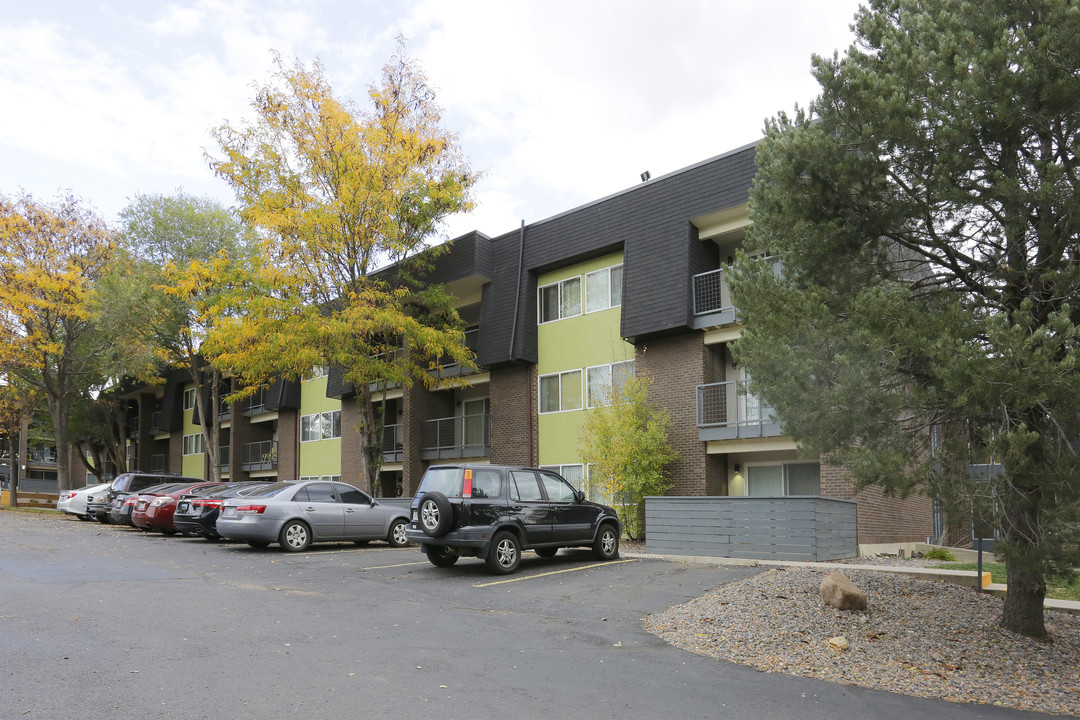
573,489 -> 585,503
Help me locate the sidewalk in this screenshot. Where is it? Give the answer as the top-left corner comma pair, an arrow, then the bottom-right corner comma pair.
622,551 -> 1080,616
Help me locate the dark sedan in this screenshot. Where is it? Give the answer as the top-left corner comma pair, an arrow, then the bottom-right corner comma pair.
173,483 -> 271,540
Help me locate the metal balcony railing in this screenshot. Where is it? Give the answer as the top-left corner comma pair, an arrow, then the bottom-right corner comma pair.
241,440 -> 277,472
381,423 -> 403,462
219,445 -> 230,470
149,454 -> 166,474
241,389 -> 269,416
149,411 -> 161,435
128,418 -> 139,439
420,413 -> 491,459
692,256 -> 782,318
696,380 -> 780,440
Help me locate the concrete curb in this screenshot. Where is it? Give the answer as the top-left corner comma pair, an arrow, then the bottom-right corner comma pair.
622,552 -> 1080,616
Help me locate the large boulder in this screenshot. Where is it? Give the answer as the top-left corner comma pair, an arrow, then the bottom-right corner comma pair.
820,572 -> 868,611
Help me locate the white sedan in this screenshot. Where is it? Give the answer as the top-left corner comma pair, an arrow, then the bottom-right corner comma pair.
57,483 -> 112,520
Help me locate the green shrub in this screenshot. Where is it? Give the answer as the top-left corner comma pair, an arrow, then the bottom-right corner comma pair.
923,547 -> 956,561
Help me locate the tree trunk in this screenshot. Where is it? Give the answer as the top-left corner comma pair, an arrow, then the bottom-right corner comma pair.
46,394 -> 74,493
355,386 -> 383,495
1001,562 -> 1047,639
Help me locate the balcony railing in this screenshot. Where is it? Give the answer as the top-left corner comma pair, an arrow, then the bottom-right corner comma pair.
696,380 -> 782,441
27,447 -> 58,465
381,423 -> 403,462
217,402 -> 232,422
149,454 -> 166,474
149,411 -> 161,435
369,347 -> 405,390
128,418 -> 139,439
432,328 -> 480,377
241,440 -> 277,472
692,256 -> 782,326
219,445 -> 231,470
241,389 -> 269,416
420,413 -> 491,460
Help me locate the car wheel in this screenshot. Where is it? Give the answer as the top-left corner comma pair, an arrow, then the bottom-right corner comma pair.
417,492 -> 453,537
593,524 -> 620,561
386,518 -> 409,547
424,545 -> 459,568
534,547 -> 558,558
486,531 -> 521,575
97,514 -> 111,524
279,520 -> 311,552
246,540 -> 269,548
77,514 -> 91,522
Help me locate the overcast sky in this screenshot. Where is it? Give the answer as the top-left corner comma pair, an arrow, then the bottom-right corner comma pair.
0,0 -> 864,242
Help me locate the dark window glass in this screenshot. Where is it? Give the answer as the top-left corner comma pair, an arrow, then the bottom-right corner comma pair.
304,483 -> 337,503
416,468 -> 463,497
510,471 -> 543,502
336,485 -> 371,505
539,473 -> 576,503
471,469 -> 502,499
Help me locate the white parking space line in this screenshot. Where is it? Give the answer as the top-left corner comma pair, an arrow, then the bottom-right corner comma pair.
363,561 -> 431,570
473,559 -> 636,587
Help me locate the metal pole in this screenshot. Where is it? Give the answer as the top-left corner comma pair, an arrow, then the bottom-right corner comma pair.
977,534 -> 984,592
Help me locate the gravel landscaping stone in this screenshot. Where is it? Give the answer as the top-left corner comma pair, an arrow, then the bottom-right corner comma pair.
643,566 -> 1080,716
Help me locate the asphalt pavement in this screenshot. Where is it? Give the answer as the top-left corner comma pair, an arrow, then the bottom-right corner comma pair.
0,511 -> 1056,720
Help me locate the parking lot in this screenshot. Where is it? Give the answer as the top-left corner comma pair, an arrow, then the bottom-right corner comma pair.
0,511 -> 1047,720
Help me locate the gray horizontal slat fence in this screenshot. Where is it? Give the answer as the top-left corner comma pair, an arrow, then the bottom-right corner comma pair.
645,496 -> 857,561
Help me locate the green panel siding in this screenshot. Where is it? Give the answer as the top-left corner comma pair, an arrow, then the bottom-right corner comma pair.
300,376 -> 341,415
181,454 -> 205,479
537,252 -> 634,466
299,438 -> 342,477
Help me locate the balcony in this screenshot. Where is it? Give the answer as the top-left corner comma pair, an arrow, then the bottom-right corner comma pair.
381,423 -> 403,463
430,328 -> 480,378
27,447 -> 58,465
241,388 -> 270,417
696,380 -> 782,441
692,256 -> 782,329
149,411 -> 162,435
149,454 -> 167,474
369,347 -> 405,391
241,440 -> 277,472
128,418 -> 139,439
219,445 -> 231,470
420,413 -> 491,460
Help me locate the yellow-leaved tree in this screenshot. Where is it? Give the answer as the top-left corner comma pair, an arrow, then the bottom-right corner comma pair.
0,192 -> 116,493
206,44 -> 479,492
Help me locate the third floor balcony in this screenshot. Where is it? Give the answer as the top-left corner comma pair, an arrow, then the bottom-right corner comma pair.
692,256 -> 782,329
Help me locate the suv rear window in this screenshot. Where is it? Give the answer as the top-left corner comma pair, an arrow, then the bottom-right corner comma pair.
416,468 -> 463,497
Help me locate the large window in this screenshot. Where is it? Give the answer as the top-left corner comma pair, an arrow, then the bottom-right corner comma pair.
538,276 -> 582,323
586,360 -> 635,407
301,410 -> 342,442
182,433 -> 204,456
539,370 -> 583,413
746,462 -> 821,496
585,265 -> 623,313
183,388 -> 196,411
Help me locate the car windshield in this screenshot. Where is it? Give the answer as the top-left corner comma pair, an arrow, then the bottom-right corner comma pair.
416,468 -> 463,497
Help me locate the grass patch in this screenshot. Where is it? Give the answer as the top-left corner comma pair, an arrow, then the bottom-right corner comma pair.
0,505 -> 61,515
933,562 -> 1080,602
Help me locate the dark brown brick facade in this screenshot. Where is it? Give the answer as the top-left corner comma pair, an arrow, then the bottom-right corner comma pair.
819,463 -> 935,545
489,365 -> 537,468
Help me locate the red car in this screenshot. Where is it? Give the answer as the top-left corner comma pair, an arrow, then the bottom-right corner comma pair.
132,483 -> 228,534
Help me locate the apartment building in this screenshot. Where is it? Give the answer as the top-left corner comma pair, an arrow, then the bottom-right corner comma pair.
117,141 -> 935,546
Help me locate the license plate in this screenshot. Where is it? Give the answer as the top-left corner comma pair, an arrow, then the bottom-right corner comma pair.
222,507 -> 236,517
178,503 -> 189,513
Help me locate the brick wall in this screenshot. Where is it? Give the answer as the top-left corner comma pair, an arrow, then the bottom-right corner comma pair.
402,385 -> 436,496
340,397 -> 364,489
634,336 -> 719,495
489,364 -> 537,468
276,410 -> 298,482
819,463 -> 935,544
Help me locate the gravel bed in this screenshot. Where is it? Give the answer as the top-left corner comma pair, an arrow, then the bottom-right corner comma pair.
643,566 -> 1080,716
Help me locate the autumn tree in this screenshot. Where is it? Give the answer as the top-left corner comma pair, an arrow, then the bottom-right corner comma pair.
0,192 -> 117,493
579,374 -> 677,539
113,192 -> 258,481
207,45 -> 479,492
731,0 -> 1080,638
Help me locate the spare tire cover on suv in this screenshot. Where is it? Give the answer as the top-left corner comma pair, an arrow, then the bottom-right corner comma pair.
417,492 -> 454,537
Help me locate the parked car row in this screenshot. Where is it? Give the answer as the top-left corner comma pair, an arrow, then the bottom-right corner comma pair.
57,464 -> 623,575
58,473 -> 412,552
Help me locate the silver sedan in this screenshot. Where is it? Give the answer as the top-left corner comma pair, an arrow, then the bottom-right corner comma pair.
215,481 -> 410,552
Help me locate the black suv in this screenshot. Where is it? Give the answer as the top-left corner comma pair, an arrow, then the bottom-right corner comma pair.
86,472 -> 201,523
405,464 -> 621,574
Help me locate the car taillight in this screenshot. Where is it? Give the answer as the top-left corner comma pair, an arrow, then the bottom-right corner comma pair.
150,497 -> 174,507
124,497 -> 137,506
192,499 -> 224,508
462,468 -> 473,498
236,504 -> 267,514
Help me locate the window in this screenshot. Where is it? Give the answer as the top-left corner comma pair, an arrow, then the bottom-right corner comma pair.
304,366 -> 329,381
586,360 -> 635,407
182,433 -> 204,456
509,471 -> 544,502
746,462 -> 821,496
299,475 -> 341,483
183,388 -> 196,411
585,265 -> 623,313
336,486 -> 371,505
541,464 -> 583,490
585,464 -> 614,505
539,370 -> 583,413
538,276 -> 582,323
539,472 -> 577,502
471,468 -> 502,499
301,410 -> 342,442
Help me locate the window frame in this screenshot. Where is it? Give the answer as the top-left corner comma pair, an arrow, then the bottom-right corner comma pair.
182,433 -> 204,456
585,359 -> 635,408
744,461 -> 821,497
182,388 -> 196,411
537,276 -> 583,324
538,369 -> 583,414
300,410 -> 343,442
584,264 -> 623,313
